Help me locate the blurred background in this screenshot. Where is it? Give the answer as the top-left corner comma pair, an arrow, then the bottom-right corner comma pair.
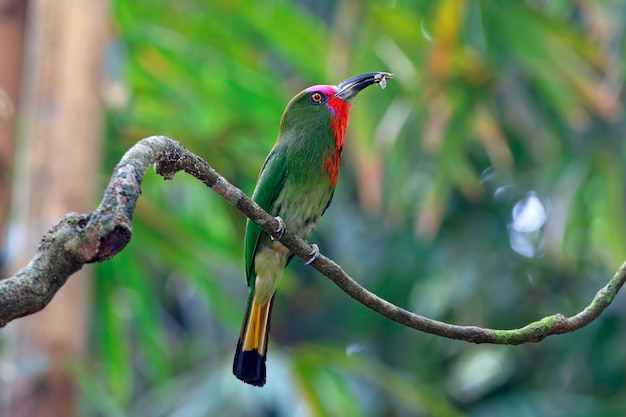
1,0 -> 626,416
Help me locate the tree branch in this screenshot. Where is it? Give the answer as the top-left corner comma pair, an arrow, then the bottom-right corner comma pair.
1,136 -> 624,344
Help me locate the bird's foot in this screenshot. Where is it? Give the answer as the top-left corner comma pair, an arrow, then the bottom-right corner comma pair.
270,216 -> 286,241
305,244 -> 320,265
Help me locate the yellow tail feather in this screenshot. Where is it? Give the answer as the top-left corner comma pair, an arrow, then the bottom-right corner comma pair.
233,296 -> 274,387
242,301 -> 271,354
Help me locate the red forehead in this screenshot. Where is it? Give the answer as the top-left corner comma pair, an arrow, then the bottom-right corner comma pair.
304,84 -> 337,97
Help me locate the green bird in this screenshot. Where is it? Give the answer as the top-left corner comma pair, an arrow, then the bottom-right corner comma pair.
233,72 -> 393,387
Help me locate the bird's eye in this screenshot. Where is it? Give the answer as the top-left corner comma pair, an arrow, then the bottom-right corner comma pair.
309,92 -> 325,104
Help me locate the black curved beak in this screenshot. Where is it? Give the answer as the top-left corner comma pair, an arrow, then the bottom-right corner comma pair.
335,72 -> 393,101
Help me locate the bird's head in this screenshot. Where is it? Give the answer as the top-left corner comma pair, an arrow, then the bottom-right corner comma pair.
278,72 -> 393,145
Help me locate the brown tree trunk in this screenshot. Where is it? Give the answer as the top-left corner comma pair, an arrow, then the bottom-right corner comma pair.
1,0 -> 107,416
0,0 -> 26,262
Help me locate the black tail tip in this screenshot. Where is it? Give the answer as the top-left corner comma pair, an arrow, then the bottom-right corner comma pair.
233,348 -> 266,387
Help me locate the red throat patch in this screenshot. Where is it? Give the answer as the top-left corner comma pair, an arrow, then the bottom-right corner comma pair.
325,97 -> 352,186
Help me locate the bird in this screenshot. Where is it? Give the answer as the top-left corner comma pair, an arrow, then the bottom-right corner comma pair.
233,72 -> 393,387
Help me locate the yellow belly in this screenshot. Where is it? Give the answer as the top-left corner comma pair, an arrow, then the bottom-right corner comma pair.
253,242 -> 290,305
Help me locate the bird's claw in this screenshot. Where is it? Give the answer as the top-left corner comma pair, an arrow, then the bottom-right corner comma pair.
270,216 -> 286,241
305,244 -> 320,265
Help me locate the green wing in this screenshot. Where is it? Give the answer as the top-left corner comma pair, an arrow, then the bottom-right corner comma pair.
244,145 -> 287,286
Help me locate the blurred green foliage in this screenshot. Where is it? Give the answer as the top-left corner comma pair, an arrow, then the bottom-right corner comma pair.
84,0 -> 626,416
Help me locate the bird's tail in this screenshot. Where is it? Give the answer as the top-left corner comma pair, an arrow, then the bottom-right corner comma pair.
233,294 -> 274,387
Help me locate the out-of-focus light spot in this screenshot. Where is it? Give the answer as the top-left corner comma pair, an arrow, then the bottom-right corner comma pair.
479,166 -> 495,184
346,343 -> 367,356
511,192 -> 547,232
494,185 -> 515,200
508,192 -> 549,258
447,347 -> 514,402
420,18 -> 433,42
509,229 -> 540,258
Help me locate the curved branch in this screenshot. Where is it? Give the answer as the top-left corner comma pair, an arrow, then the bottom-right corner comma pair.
1,136 -> 624,345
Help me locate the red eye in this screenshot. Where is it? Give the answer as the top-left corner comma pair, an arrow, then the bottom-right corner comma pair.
310,92 -> 324,104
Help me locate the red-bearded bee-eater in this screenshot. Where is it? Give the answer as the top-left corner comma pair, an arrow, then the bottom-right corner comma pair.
233,72 -> 393,387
